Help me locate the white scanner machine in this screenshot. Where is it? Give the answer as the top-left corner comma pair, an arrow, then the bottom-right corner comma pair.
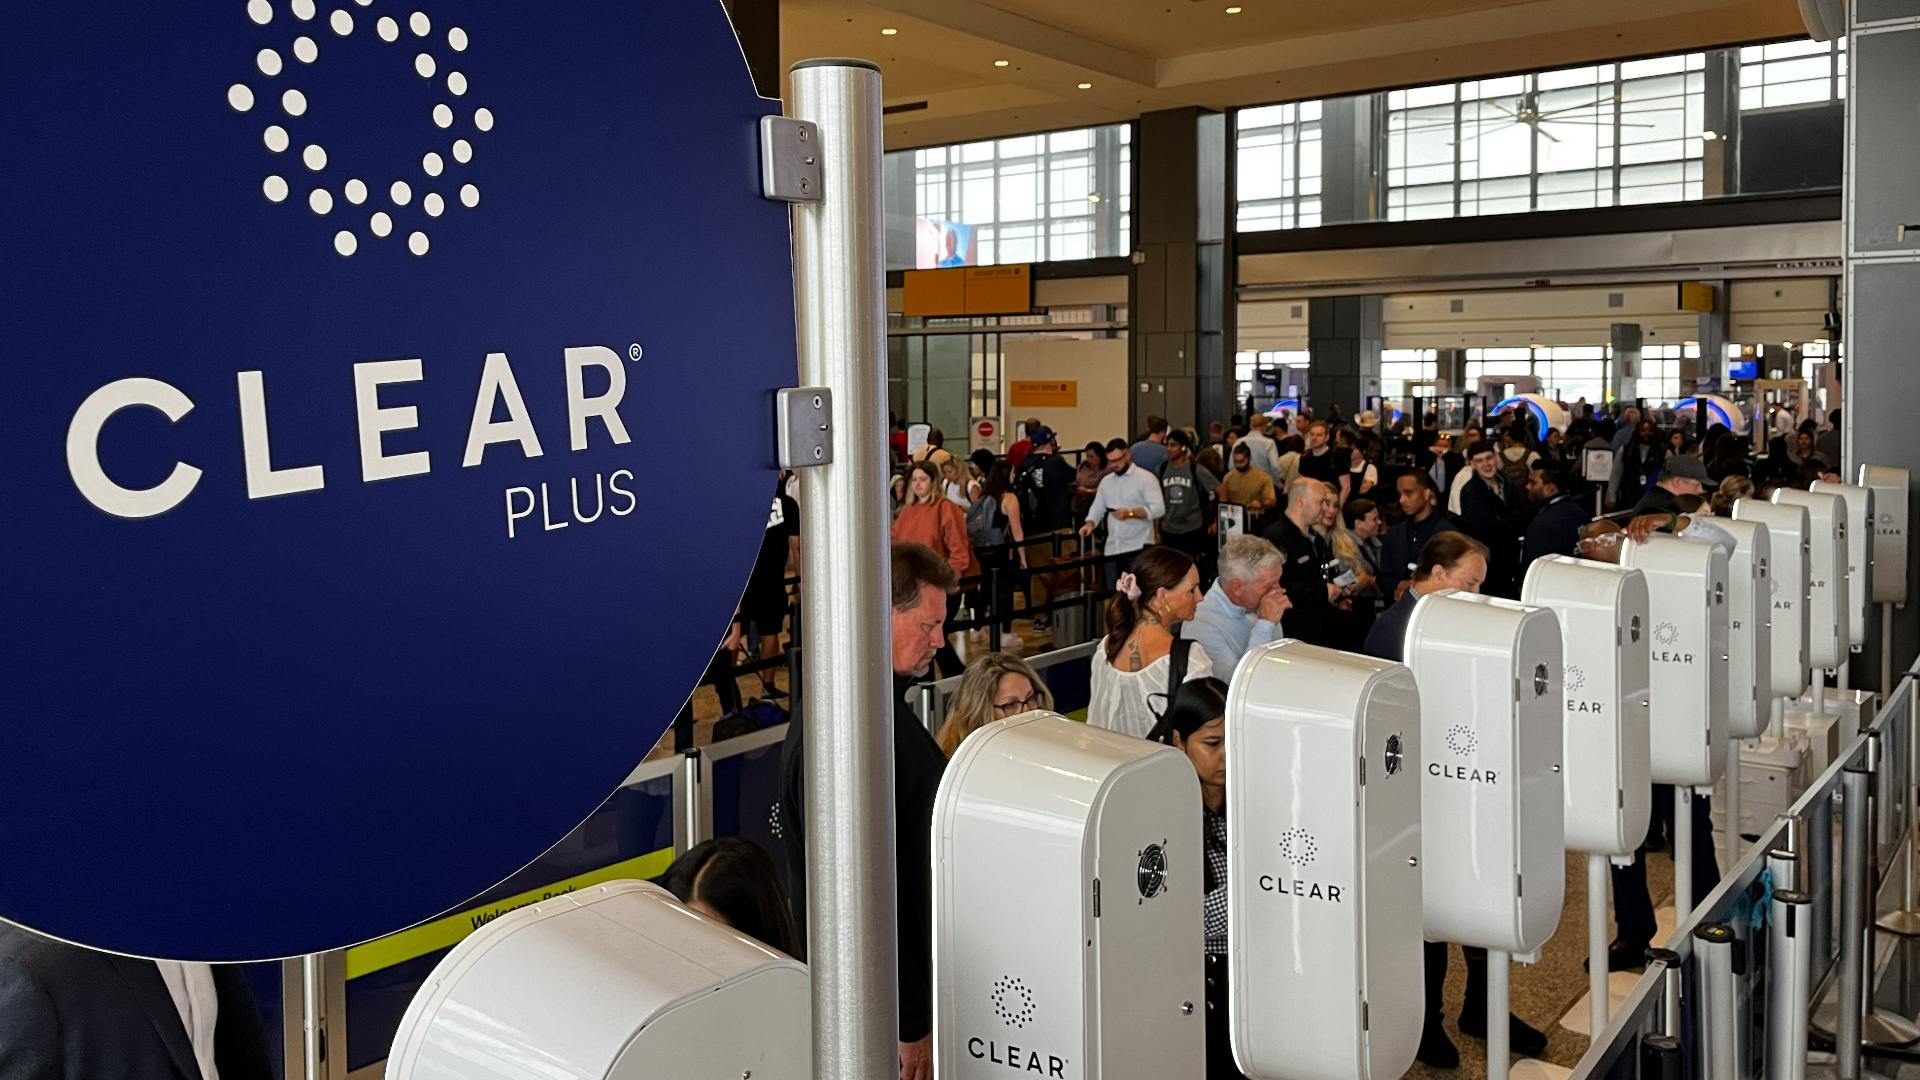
1519,556 -> 1652,857
1811,480 -> 1875,650
935,711 -> 1203,1080
1621,534 -> 1730,788
1226,640 -> 1422,1080
1403,591 -> 1565,953
386,880 -> 809,1080
1733,498 -> 1811,699
1714,517 -> 1775,739
1859,465 -> 1910,606
1770,488 -> 1851,668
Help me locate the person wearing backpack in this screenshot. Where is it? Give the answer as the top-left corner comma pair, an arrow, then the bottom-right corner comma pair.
1087,545 -> 1213,739
1014,426 -> 1077,632
1497,425 -> 1538,490
967,462 -> 1026,634
1156,429 -> 1220,586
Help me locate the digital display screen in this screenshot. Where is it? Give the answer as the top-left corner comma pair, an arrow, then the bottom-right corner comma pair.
1730,360 -> 1760,380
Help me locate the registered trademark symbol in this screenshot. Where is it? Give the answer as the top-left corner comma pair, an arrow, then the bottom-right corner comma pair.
627,343 -> 643,362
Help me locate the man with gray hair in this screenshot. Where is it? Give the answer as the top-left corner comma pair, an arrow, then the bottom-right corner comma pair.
1180,534 -> 1293,678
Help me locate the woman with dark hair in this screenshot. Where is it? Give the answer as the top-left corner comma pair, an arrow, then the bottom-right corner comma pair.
1143,677 -> 1241,1079
1706,433 -> 1750,483
971,461 -> 1027,632
658,837 -> 801,959
1087,545 -> 1212,738
1072,441 -> 1108,521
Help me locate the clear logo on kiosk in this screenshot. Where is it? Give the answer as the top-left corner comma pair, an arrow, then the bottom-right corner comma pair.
1651,620 -> 1695,664
1260,828 -> 1342,903
969,976 -> 1068,1077
1433,722 -> 1496,784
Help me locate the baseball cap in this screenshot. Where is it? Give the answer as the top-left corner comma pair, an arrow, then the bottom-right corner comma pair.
1662,454 -> 1711,485
1028,424 -> 1055,448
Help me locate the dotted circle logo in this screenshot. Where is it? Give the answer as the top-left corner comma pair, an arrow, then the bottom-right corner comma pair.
1445,723 -> 1477,757
1654,621 -> 1680,646
768,803 -> 783,841
1564,664 -> 1587,694
1881,511 -> 1895,526
1277,827 -> 1318,866
227,2 -> 490,257
991,976 -> 1036,1029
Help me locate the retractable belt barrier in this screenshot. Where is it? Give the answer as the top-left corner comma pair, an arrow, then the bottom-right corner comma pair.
1570,658 -> 1920,1080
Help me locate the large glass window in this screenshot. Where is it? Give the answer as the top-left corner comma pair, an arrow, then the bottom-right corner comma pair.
887,124 -> 1132,271
1237,38 -> 1843,231
1379,349 -> 1438,400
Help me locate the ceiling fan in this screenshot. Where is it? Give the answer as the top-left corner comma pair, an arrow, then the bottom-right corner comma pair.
1395,90 -> 1660,145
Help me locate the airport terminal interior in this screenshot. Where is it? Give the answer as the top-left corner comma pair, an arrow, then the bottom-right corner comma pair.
8,1 -> 1920,1079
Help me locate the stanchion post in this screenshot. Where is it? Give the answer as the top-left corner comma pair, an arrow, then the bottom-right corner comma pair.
1589,853 -> 1610,1036
1837,766 -> 1870,1080
1696,923 -> 1739,1080
301,953 -> 324,1080
1488,949 -> 1511,1080
790,57 -> 899,1080
1768,890 -> 1812,1080
1729,741 -> 1744,868
1677,787 -> 1695,923
1650,947 -> 1684,1037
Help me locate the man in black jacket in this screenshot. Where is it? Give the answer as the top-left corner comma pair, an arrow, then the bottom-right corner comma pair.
1522,464 -> 1591,568
1017,426 -> 1080,630
1457,440 -> 1525,596
781,542 -> 954,1080
1261,479 -> 1350,647
1379,472 -> 1462,600
0,924 -> 273,1080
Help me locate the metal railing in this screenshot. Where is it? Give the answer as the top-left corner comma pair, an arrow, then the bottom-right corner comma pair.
911,640 -> 1101,737
1571,661 -> 1920,1080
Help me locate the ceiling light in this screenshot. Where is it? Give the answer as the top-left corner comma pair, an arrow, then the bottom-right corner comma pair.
1225,5 -> 1243,11
1077,81 -> 1093,90
1782,341 -> 1796,348
993,58 -> 1009,67
880,26 -> 898,35
1088,193 -> 1102,203
1700,130 -> 1718,141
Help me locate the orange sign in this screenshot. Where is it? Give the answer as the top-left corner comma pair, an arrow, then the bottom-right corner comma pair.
1010,380 -> 1078,408
900,264 -> 1033,316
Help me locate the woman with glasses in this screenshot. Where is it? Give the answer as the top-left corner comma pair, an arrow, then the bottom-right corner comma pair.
934,652 -> 1054,756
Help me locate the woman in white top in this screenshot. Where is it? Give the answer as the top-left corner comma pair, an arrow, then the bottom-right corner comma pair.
1088,545 -> 1213,738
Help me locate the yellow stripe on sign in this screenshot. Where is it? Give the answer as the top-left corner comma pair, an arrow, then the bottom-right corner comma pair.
344,848 -> 676,980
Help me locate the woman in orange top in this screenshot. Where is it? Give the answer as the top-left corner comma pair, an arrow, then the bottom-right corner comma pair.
893,461 -> 973,677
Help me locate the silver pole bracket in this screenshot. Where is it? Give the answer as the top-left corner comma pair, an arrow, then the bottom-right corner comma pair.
760,116 -> 824,203
777,387 -> 834,468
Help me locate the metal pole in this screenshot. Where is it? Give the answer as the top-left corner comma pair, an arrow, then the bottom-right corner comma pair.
1883,604 -> 1894,697
1768,890 -> 1812,1080
1488,949 -> 1511,1080
1888,675 -> 1920,935
1837,766 -> 1870,1080
1813,665 -> 1829,719
1770,846 -> 1800,892
1728,740 -> 1743,868
302,953 -> 324,1080
1696,924 -> 1738,1080
1677,786 -> 1695,923
1651,947 -> 1684,1036
791,57 -> 898,1080
1589,853 -> 1610,1036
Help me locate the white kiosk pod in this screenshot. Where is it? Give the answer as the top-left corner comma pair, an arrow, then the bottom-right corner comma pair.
1518,556 -> 1653,857
1620,535 -> 1731,788
1714,519 -> 1774,741
935,712 -> 1203,1080
386,881 -> 809,1080
1403,592 -> 1566,953
1770,489 -> 1851,670
1810,480 -> 1875,651
1733,499 -> 1811,700
1226,640 -> 1422,1080
1859,465 -> 1910,606
1518,557 -> 1650,1036
1621,533 -> 1730,921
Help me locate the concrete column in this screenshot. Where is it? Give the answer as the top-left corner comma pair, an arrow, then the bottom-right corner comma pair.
1308,296 -> 1383,416
1319,96 -> 1383,226
1130,107 -> 1234,436
1845,14 -> 1920,673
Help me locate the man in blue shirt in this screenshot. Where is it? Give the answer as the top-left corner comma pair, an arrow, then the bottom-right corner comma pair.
1129,415 -> 1170,476
1181,534 -> 1291,678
